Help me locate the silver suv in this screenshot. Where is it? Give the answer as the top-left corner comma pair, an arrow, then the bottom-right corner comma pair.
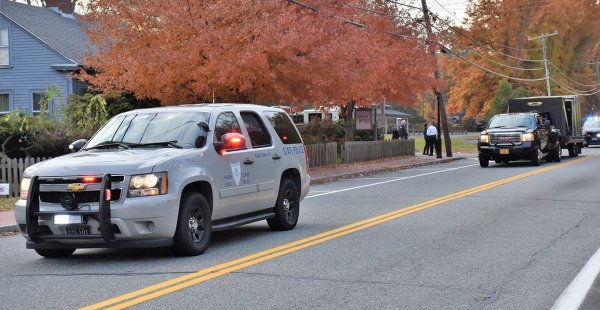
15,104 -> 310,257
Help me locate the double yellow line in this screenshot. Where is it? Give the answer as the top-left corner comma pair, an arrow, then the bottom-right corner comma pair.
83,156 -> 592,310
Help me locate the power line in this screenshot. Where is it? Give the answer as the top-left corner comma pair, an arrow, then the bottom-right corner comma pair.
425,10 -> 546,62
548,62 -> 600,88
550,77 -> 600,96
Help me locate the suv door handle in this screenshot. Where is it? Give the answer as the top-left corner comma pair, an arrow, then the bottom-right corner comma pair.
272,154 -> 281,160
243,159 -> 254,165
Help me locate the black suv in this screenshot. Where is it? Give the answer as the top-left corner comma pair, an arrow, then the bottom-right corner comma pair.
477,113 -> 560,167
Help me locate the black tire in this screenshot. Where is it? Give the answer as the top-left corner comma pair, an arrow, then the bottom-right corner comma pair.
478,155 -> 489,168
173,193 -> 212,256
531,147 -> 541,166
553,147 -> 561,162
568,144 -> 576,157
34,248 -> 75,258
267,179 -> 300,231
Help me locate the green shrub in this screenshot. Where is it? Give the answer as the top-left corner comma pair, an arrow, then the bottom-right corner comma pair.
298,119 -> 346,145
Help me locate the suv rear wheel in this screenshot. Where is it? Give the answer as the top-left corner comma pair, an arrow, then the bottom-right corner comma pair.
174,193 -> 212,256
268,179 -> 300,231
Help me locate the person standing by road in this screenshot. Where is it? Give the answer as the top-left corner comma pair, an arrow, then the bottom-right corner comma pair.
399,120 -> 409,139
422,123 -> 429,155
392,125 -> 400,140
426,122 -> 438,156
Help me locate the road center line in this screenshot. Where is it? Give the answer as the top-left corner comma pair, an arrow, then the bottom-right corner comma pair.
82,156 -> 592,310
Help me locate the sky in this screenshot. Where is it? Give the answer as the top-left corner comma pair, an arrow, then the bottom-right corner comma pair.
424,0 -> 469,25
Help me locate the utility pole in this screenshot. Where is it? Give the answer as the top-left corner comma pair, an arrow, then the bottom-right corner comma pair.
421,0 -> 452,158
528,32 -> 558,96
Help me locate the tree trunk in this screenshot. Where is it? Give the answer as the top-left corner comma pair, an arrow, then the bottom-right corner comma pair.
342,99 -> 355,141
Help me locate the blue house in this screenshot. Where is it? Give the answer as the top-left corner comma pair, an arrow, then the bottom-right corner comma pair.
0,0 -> 89,117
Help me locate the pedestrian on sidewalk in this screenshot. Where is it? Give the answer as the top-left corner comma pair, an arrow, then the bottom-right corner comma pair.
392,126 -> 399,140
426,122 -> 438,156
422,123 -> 430,155
399,120 -> 408,139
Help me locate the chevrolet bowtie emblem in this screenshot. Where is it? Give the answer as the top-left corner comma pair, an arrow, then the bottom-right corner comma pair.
66,183 -> 86,192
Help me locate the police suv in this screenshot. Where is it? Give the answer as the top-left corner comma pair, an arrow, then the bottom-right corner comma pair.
15,104 -> 310,257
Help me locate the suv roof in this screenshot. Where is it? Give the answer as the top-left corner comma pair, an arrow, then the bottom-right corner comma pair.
124,103 -> 281,115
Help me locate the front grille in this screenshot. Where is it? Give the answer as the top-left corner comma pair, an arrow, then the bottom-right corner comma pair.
39,189 -> 122,203
490,133 -> 521,145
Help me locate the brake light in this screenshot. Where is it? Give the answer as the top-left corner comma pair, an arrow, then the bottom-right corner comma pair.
83,177 -> 97,183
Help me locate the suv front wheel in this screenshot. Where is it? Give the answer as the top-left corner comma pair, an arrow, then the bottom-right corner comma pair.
268,179 -> 300,231
173,193 -> 212,256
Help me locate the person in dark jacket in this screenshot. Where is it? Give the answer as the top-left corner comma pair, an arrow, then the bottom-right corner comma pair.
399,120 -> 409,139
392,126 -> 400,140
422,123 -> 430,155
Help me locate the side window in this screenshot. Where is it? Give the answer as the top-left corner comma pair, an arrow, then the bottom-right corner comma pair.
214,112 -> 241,144
0,27 -> 9,66
0,93 -> 9,115
240,112 -> 271,148
263,111 -> 303,144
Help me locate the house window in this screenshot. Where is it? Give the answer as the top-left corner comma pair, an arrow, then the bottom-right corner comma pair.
32,92 -> 46,115
0,93 -> 9,114
0,28 -> 8,66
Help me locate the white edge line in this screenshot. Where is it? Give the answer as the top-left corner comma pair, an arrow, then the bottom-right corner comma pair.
306,164 -> 478,199
551,247 -> 600,310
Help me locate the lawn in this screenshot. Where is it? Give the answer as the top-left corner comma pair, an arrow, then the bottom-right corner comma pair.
0,197 -> 18,212
413,134 -> 479,153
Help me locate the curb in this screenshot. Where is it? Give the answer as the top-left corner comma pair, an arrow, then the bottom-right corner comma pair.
0,224 -> 18,233
310,156 -> 467,184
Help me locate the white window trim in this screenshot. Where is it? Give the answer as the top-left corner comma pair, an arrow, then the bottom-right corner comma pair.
0,92 -> 10,115
32,91 -> 46,115
0,26 -> 10,67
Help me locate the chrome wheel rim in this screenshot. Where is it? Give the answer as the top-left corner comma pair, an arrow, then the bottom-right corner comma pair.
282,188 -> 296,222
188,207 -> 204,244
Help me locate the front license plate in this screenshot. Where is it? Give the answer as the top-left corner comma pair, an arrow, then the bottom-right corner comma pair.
54,214 -> 83,225
592,137 -> 597,141
500,149 -> 509,155
66,225 -> 90,235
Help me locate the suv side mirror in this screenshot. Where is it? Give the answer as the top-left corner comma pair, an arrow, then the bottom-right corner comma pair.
69,139 -> 88,152
214,133 -> 246,154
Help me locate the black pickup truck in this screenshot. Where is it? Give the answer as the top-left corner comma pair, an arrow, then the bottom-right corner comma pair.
477,96 -> 583,167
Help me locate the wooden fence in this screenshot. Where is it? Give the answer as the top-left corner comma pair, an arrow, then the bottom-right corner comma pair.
305,142 -> 337,167
341,139 -> 414,164
0,157 -> 49,198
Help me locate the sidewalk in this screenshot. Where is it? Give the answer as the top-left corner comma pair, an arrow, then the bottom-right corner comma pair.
0,152 -> 475,233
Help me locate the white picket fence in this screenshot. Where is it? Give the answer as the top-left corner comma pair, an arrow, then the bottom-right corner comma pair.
0,157 -> 50,197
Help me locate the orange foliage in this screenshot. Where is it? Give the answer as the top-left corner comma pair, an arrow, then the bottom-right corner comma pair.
442,0 -> 600,119
80,0 -> 437,107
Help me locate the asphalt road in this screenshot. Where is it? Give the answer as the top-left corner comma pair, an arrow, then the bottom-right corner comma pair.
2,148 -> 600,309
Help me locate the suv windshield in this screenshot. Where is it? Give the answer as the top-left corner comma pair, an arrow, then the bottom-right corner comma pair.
85,112 -> 209,150
488,115 -> 536,129
583,119 -> 600,130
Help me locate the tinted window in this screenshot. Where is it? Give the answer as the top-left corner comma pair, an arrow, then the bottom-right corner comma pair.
241,112 -> 271,148
214,112 -> 241,144
263,111 -> 302,144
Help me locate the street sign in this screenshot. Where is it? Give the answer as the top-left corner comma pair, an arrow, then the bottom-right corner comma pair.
0,183 -> 9,196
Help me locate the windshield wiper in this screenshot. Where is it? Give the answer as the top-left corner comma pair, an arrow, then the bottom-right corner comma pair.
131,141 -> 183,149
488,126 -> 507,129
85,142 -> 131,150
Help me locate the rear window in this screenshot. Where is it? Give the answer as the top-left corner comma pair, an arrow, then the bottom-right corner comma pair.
263,111 -> 303,144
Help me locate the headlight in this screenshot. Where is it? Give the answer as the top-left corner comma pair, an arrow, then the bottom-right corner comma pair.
522,133 -> 535,142
20,177 -> 31,200
479,134 -> 489,143
596,133 -> 600,138
128,172 -> 167,197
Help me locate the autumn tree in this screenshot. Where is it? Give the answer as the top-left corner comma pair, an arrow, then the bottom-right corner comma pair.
441,0 -> 600,119
80,1 -> 437,116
